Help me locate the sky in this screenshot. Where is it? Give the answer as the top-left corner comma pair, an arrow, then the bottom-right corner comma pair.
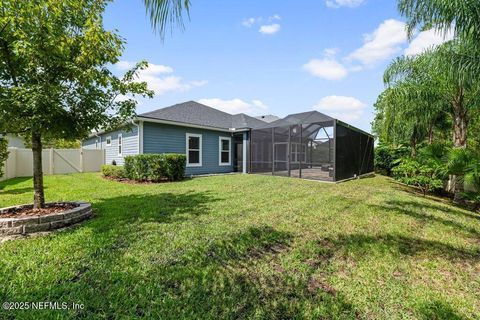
103,0 -> 453,133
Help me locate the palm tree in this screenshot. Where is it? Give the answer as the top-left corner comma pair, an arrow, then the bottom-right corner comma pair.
142,0 -> 190,38
397,0 -> 480,77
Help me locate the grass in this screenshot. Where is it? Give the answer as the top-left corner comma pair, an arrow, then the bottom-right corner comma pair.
0,173 -> 479,319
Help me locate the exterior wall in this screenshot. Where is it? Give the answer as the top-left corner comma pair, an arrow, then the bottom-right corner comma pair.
82,125 -> 138,165
143,122 -> 234,175
6,135 -> 25,148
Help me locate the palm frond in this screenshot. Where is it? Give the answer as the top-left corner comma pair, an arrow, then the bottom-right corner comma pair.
143,0 -> 190,39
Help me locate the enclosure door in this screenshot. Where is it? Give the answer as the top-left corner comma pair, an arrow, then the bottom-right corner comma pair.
273,142 -> 289,176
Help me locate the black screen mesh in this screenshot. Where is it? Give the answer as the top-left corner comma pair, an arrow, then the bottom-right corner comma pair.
250,120 -> 373,182
335,122 -> 374,181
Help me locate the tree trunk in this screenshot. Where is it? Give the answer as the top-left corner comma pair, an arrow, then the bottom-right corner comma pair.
449,88 -> 468,203
32,132 -> 45,209
410,137 -> 417,158
427,124 -> 434,145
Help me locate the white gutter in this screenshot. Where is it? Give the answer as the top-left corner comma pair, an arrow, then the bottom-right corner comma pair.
130,120 -> 143,154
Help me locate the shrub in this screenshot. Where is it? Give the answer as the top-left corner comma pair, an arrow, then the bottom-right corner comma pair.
392,158 -> 445,196
0,137 -> 8,178
124,154 -> 186,182
164,154 -> 186,181
102,165 -> 125,179
374,144 -> 409,176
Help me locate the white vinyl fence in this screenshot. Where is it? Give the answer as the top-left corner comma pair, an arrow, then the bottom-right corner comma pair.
1,148 -> 104,181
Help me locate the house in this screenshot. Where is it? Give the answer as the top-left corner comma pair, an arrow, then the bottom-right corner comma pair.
0,134 -> 26,148
254,115 -> 280,123
82,101 -> 374,181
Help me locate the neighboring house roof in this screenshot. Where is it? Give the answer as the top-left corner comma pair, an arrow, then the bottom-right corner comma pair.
262,111 -> 335,128
254,114 -> 280,123
139,101 -> 266,130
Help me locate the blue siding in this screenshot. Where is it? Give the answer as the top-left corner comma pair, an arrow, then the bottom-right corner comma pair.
82,125 -> 138,165
143,122 -> 234,175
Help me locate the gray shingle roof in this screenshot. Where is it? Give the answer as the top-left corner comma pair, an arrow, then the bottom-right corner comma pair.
261,111 -> 335,128
139,101 -> 269,130
138,101 -> 344,132
254,115 -> 281,123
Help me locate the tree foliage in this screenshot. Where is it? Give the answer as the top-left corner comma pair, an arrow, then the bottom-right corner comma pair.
143,0 -> 190,38
0,136 -> 8,178
0,0 -> 153,207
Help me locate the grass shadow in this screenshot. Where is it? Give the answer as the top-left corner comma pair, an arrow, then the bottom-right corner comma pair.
0,177 -> 32,191
374,200 -> 479,236
418,301 -> 467,320
93,191 -> 221,227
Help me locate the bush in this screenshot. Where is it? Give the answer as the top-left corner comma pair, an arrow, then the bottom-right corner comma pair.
374,144 -> 409,176
164,154 -> 187,181
102,165 -> 125,179
392,158 -> 445,196
124,154 -> 186,182
0,137 -> 8,178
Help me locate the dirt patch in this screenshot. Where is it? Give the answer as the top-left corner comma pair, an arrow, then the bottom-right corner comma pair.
0,203 -> 76,218
307,275 -> 337,296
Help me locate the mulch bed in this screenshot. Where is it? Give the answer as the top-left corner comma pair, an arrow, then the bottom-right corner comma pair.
0,203 -> 76,218
102,176 -> 172,185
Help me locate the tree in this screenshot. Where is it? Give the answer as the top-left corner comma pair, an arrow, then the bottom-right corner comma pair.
0,0 -> 153,209
142,0 -> 191,38
397,0 -> 480,78
0,136 -> 7,178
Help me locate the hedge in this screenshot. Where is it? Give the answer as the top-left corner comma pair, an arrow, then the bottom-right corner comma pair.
102,165 -> 126,179
124,154 -> 186,182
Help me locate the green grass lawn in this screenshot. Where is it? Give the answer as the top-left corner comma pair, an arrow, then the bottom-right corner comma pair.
0,173 -> 479,319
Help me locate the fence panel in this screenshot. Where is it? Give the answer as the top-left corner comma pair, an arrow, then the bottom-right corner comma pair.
1,148 -> 104,181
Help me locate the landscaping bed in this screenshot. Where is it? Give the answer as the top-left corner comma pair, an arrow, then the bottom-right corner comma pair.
0,201 -> 92,238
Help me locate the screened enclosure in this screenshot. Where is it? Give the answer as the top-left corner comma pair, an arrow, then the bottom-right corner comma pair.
249,111 -> 374,182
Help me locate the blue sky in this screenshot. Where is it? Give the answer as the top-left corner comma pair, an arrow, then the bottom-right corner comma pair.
103,0 -> 452,132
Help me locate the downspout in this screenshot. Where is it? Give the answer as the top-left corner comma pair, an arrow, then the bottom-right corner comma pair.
131,120 -> 143,154
94,133 -> 102,150
93,133 -> 103,165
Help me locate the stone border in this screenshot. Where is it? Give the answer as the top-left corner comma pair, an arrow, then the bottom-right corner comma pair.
0,202 -> 92,238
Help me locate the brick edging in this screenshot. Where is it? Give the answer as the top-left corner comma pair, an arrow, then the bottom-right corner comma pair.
0,202 -> 92,237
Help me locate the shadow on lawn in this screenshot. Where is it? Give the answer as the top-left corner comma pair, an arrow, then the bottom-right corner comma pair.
0,177 -> 33,193
109,226 -> 360,319
93,191 -> 220,227
9,223 -> 360,319
375,200 -> 480,236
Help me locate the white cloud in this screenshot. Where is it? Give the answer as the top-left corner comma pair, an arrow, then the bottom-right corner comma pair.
268,14 -> 281,21
242,17 -> 257,27
404,29 -> 454,56
115,61 -> 206,96
259,23 -> 281,35
198,98 -> 268,115
313,95 -> 366,122
326,0 -> 365,8
349,19 -> 407,66
243,15 -> 282,34
303,49 -> 348,81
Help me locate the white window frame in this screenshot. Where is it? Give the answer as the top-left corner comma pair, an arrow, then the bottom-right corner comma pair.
218,136 -> 231,166
186,133 -> 202,167
106,136 -> 112,146
117,133 -> 123,156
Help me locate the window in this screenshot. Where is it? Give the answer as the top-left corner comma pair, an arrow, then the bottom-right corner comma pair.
186,133 -> 202,167
219,137 -> 231,166
117,134 -> 122,156
106,136 -> 111,146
